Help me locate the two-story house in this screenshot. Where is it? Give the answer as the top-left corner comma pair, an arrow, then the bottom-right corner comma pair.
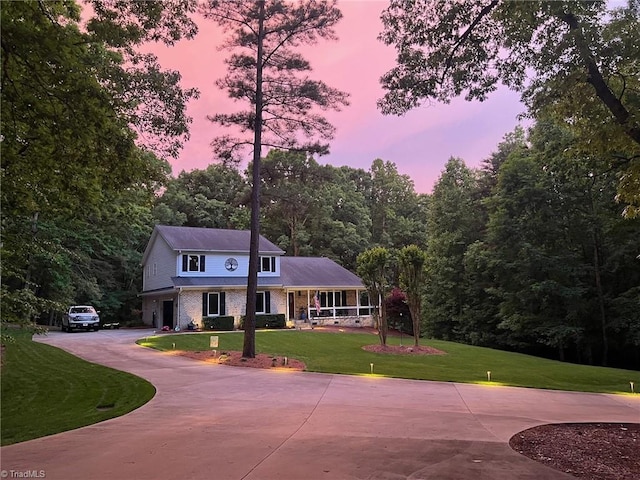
141,225 -> 374,330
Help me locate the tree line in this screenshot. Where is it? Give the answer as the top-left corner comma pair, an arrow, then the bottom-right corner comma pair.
2,1 -> 638,369
154,132 -> 640,369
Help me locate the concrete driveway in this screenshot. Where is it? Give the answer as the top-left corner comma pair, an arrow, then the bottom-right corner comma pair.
1,329 -> 638,480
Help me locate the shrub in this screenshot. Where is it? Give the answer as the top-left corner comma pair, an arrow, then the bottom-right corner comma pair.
202,316 -> 235,331
239,314 -> 286,330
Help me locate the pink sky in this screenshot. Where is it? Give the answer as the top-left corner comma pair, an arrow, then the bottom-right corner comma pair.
149,1 -> 526,194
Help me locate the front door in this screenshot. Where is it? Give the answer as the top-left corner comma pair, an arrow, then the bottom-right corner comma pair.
162,300 -> 174,328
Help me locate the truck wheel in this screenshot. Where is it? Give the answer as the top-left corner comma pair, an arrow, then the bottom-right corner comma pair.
61,324 -> 67,332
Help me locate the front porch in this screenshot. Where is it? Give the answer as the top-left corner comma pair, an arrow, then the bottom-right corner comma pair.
285,288 -> 375,328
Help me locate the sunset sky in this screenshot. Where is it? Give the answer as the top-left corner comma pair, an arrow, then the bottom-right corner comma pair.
149,0 -> 526,194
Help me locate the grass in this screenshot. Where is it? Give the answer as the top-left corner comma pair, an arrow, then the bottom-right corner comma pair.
1,330 -> 156,446
138,329 -> 640,395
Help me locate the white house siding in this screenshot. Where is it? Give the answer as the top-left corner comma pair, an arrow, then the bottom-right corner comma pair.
225,289 -> 246,328
170,254 -> 281,278
177,289 -> 202,328
143,237 -> 176,292
271,289 -> 287,318
142,294 -> 176,327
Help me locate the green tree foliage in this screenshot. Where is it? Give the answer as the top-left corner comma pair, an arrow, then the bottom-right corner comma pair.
201,0 -> 349,357
255,151 -> 373,269
424,158 -> 482,340
312,169 -> 373,270
201,0 -> 350,163
85,0 -> 200,158
1,0 -> 194,331
398,245 -> 427,345
369,159 -> 428,249
526,121 -> 640,365
357,247 -> 393,346
153,164 -> 247,229
424,120 -> 640,368
379,0 -> 640,215
484,150 -> 587,357
258,150 -> 330,256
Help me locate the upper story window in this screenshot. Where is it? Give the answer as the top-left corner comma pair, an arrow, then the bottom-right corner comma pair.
182,254 -> 205,272
259,256 -> 276,273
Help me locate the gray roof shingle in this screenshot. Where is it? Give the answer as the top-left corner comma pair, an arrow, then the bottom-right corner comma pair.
279,257 -> 363,288
155,225 -> 284,254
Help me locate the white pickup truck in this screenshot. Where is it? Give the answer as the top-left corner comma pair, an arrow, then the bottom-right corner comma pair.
62,306 -> 100,332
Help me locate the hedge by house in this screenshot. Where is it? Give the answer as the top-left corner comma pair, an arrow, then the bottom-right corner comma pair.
202,316 -> 235,331
239,314 -> 286,330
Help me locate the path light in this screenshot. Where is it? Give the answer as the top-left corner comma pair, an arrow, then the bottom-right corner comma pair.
631,381 -> 635,394
487,371 -> 491,382
370,363 -> 374,374
172,342 -> 175,349
284,356 -> 288,366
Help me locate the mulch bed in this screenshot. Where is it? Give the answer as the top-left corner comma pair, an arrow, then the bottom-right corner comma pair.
177,350 -> 306,370
510,423 -> 640,479
361,344 -> 446,355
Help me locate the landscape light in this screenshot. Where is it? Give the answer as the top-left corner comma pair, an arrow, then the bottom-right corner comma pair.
631,381 -> 635,394
487,371 -> 491,382
370,363 -> 374,374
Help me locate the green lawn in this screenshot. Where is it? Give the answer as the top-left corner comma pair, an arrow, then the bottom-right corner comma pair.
1,330 -> 155,446
139,330 -> 639,395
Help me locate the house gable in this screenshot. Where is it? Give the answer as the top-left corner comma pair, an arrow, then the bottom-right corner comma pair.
142,232 -> 177,292
142,226 -> 286,292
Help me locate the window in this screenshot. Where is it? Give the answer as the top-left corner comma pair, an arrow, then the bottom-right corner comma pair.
360,291 -> 370,306
256,291 -> 271,314
258,256 -> 276,272
202,292 -> 225,317
318,291 -> 347,308
153,263 -> 157,276
182,254 -> 206,272
359,291 -> 372,316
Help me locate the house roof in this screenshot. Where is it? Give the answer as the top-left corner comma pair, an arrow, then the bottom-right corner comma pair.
171,257 -> 363,290
144,225 -> 284,261
280,257 -> 363,288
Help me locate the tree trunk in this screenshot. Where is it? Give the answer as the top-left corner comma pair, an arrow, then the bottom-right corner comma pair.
378,296 -> 388,346
410,301 -> 420,347
592,232 -> 608,366
243,0 -> 265,359
560,12 -> 640,146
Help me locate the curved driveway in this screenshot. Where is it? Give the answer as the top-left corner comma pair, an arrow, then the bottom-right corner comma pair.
1,329 -> 638,480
